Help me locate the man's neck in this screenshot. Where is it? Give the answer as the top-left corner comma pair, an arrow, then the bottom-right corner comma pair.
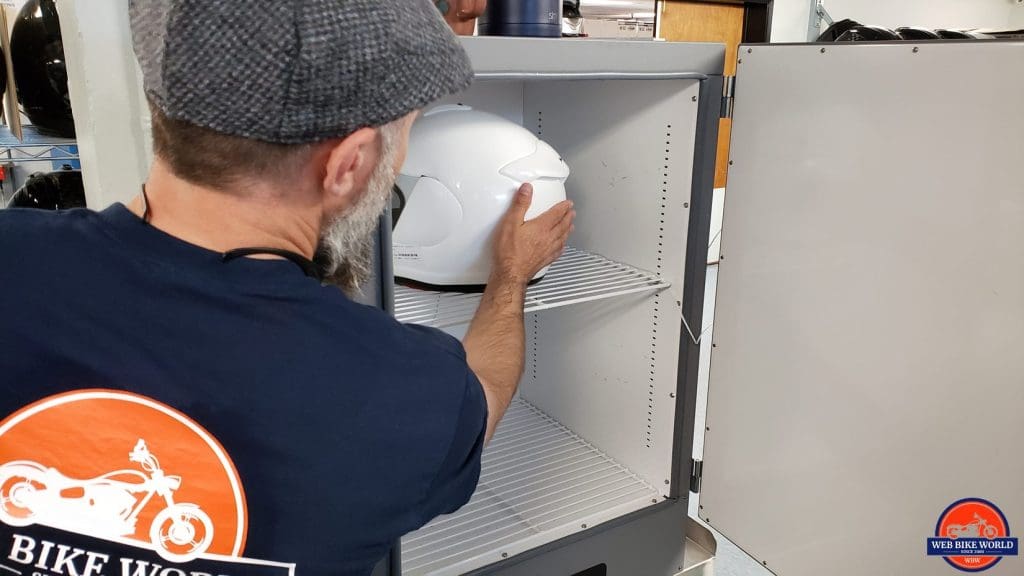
127,161 -> 322,259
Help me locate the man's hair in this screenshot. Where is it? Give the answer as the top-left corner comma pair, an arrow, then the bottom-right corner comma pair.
148,100 -> 316,190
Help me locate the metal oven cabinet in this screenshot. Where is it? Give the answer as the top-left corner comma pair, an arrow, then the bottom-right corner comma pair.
376,37 -> 724,576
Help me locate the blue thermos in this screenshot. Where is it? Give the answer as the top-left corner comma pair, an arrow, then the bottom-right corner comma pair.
478,0 -> 563,38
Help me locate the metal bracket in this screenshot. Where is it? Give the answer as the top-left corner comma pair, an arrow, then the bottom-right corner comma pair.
690,459 -> 704,493
721,76 -> 736,119
807,0 -> 835,41
816,0 -> 835,25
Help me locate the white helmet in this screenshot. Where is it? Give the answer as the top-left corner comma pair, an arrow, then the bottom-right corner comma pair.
393,105 -> 570,288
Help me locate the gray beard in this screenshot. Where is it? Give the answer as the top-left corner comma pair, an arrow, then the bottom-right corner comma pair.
317,125 -> 400,296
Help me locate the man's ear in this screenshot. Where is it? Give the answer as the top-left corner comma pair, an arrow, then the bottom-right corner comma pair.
322,127 -> 378,212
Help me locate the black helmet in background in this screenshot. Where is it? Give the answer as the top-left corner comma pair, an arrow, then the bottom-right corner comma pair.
7,169 -> 85,210
896,27 -> 942,40
11,0 -> 75,138
936,29 -> 980,39
817,19 -> 861,42
836,25 -> 901,42
563,0 -> 581,19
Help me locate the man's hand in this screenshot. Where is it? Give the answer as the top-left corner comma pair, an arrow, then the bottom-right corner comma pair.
491,183 -> 575,286
437,0 -> 487,35
462,183 -> 575,443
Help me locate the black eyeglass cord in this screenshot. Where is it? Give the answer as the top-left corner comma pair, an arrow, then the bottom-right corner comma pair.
221,247 -> 321,280
140,184 -> 322,281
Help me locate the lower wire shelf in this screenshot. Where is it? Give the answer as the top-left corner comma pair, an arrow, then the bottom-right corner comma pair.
401,399 -> 660,576
393,247 -> 670,328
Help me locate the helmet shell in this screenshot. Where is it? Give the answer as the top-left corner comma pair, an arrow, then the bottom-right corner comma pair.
835,25 -> 901,42
8,169 -> 85,210
936,29 -> 980,40
11,0 -> 75,137
895,27 -> 942,41
394,106 -> 569,288
817,19 -> 861,42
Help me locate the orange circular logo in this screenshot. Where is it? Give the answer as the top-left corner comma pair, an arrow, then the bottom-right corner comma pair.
929,498 -> 1019,572
0,390 -> 247,563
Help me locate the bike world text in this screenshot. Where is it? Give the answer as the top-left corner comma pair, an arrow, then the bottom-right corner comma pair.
927,537 -> 1020,556
6,534 -> 231,576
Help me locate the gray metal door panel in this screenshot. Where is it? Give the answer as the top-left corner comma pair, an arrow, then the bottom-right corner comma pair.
703,42 -> 1024,576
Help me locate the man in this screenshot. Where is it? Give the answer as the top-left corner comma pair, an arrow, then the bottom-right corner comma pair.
0,1 -> 573,575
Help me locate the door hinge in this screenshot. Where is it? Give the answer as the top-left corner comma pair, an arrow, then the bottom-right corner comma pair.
721,76 -> 736,119
689,459 -> 703,493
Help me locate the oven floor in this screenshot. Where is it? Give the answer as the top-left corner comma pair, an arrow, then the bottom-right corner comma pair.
401,398 -> 660,576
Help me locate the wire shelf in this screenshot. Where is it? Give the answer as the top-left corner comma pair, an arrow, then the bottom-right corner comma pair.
0,125 -> 79,165
394,248 -> 670,328
401,399 -> 659,576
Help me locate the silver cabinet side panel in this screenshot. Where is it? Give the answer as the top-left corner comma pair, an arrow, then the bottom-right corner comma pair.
704,42 -> 1024,576
521,79 -> 701,494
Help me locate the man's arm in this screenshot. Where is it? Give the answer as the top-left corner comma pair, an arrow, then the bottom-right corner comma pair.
463,184 -> 574,442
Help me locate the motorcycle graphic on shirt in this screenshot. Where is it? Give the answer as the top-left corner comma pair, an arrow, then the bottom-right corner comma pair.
0,438 -> 214,562
0,390 -> 294,575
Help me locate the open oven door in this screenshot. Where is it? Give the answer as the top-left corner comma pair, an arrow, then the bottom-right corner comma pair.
701,41 -> 1024,576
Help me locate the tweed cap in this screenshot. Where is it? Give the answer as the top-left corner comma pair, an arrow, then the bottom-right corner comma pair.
129,0 -> 474,144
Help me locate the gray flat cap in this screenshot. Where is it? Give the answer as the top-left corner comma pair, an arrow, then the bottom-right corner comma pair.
130,0 -> 474,144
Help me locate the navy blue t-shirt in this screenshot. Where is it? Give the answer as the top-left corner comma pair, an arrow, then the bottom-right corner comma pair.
0,205 -> 486,576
